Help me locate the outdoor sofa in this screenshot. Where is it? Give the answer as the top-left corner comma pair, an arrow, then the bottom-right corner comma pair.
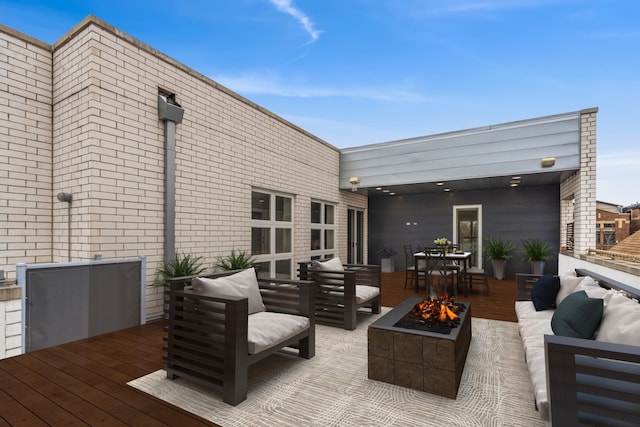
515,269 -> 640,425
298,257 -> 381,330
164,268 -> 316,405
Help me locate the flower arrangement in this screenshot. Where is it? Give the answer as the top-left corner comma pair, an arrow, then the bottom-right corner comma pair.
433,237 -> 452,246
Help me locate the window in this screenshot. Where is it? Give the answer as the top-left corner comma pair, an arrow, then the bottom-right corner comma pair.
310,201 -> 336,260
251,191 -> 293,278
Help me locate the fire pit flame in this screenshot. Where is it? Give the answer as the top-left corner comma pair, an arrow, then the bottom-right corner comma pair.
411,295 -> 461,326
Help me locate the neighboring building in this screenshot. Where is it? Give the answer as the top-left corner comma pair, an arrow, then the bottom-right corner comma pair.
2,16 -> 597,323
595,206 -> 631,249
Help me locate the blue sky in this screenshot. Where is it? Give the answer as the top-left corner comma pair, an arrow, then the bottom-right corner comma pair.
2,0 -> 638,206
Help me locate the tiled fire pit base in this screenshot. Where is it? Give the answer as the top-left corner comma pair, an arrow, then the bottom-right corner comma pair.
368,297 -> 472,399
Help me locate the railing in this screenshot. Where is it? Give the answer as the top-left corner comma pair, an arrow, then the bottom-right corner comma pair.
566,222 -> 574,251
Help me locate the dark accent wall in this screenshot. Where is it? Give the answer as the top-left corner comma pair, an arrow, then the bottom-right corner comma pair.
369,185 -> 560,279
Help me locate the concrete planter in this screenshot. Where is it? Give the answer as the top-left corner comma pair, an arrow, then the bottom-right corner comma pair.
492,259 -> 507,280
531,261 -> 545,275
381,258 -> 394,273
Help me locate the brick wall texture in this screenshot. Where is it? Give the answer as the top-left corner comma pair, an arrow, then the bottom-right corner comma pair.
2,18 -> 367,320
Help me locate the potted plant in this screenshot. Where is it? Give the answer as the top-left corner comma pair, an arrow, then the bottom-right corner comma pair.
378,245 -> 397,273
521,238 -> 553,275
485,236 -> 515,280
215,248 -> 258,271
155,252 -> 206,286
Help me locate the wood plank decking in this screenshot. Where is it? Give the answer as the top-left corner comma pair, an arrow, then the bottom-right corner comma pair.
0,274 -> 518,426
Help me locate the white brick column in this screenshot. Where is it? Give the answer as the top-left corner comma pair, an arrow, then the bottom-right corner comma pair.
574,108 -> 598,254
559,108 -> 597,256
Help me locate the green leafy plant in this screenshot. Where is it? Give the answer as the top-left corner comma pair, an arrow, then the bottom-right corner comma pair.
215,249 -> 258,271
521,238 -> 553,262
156,252 -> 205,284
485,236 -> 515,261
377,245 -> 397,258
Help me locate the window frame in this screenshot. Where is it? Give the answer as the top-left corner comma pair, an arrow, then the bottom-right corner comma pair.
251,190 -> 294,278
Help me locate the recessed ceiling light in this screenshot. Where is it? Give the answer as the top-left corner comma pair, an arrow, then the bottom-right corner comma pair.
510,183 -> 519,187
382,189 -> 390,193
389,192 -> 396,196
436,182 -> 444,186
376,187 -> 382,191
512,176 -> 521,180
444,188 -> 451,192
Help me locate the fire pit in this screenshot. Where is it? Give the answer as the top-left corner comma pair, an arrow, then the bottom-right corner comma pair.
368,297 -> 472,399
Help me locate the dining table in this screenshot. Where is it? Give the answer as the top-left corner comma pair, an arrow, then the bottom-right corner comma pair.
414,250 -> 473,296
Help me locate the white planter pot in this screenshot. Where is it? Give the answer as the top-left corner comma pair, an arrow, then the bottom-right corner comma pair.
381,258 -> 394,273
492,259 -> 507,280
531,261 -> 545,275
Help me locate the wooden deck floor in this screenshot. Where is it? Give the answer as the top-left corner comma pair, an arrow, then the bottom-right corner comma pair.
0,272 -> 518,426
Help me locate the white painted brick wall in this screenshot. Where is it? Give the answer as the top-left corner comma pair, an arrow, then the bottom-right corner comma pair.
46,20 -> 363,319
0,29 -> 53,280
0,297 -> 22,358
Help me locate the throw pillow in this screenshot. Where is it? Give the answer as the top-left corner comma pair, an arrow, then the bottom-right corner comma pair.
531,274 -> 560,311
192,267 -> 266,314
555,274 -> 584,306
551,290 -> 603,339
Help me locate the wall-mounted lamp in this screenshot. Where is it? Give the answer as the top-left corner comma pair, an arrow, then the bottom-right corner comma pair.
349,176 -> 360,192
541,157 -> 556,168
56,192 -> 73,203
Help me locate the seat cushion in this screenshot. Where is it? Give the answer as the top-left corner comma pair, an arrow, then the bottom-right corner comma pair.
551,290 -> 603,339
192,268 -> 266,314
247,311 -> 310,354
531,274 -> 560,311
355,285 -> 380,304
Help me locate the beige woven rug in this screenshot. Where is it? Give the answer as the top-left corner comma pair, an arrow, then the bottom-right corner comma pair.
129,310 -> 545,426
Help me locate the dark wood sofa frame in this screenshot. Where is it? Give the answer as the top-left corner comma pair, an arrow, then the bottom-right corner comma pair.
516,269 -> 640,426
298,261 -> 381,330
163,271 -> 316,406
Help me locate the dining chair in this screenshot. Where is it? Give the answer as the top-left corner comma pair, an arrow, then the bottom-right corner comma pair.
467,263 -> 490,295
425,248 -> 456,297
403,244 -> 426,290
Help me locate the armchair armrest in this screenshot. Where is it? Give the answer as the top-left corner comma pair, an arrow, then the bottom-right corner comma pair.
516,273 -> 541,301
545,334 -> 640,426
257,277 -> 315,320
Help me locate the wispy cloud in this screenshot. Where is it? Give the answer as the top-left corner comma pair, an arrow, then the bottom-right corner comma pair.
213,71 -> 427,102
268,0 -> 321,42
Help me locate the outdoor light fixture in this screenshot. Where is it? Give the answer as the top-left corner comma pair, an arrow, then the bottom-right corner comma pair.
349,176 -> 360,192
541,157 -> 556,168
56,192 -> 73,203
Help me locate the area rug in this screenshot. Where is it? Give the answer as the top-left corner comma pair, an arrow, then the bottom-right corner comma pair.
128,310 -> 545,426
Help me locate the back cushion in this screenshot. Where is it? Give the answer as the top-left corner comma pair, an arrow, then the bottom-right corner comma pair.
311,256 -> 345,285
595,291 -> 640,346
192,268 -> 266,314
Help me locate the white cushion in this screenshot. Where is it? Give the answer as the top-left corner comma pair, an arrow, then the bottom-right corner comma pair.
595,291 -> 640,346
525,349 -> 550,421
247,311 -> 310,354
192,268 -> 266,315
515,301 -> 555,320
556,274 -> 584,306
311,256 -> 345,285
355,285 -> 380,304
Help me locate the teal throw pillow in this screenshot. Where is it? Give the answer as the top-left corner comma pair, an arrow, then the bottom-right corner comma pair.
551,290 -> 603,339
531,274 -> 560,311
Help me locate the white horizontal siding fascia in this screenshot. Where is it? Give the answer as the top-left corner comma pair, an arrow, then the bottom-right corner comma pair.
340,111 -> 580,189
